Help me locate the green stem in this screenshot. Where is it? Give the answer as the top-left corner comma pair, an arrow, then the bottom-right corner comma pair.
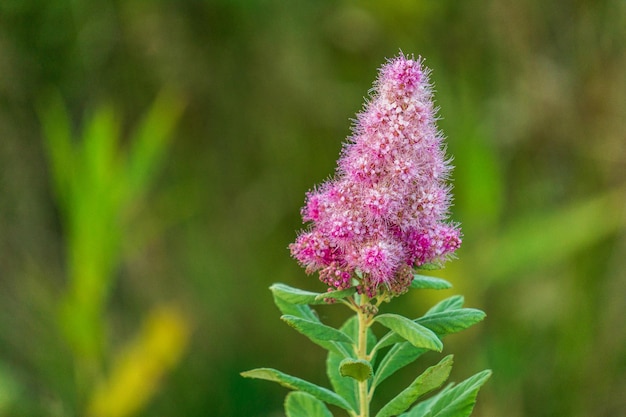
357,295 -> 371,417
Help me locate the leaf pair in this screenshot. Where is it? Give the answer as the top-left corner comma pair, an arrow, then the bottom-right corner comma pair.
271,284 -> 356,357
400,370 -> 492,417
376,355 -> 454,417
371,295 -> 486,389
242,284 -> 360,415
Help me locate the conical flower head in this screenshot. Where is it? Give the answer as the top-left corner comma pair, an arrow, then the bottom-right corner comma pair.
290,54 -> 461,297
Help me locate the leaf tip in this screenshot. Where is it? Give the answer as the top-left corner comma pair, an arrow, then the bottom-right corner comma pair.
240,369 -> 255,378
442,354 -> 454,365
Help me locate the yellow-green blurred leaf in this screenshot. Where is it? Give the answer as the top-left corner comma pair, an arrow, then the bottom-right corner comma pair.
86,306 -> 190,417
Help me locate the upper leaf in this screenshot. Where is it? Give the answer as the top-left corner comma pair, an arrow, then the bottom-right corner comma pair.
284,392 -> 333,417
270,283 -> 326,305
410,275 -> 452,290
374,314 -> 443,352
314,287 -> 357,302
281,315 -> 354,345
375,355 -> 453,417
426,295 -> 465,315
417,309 -> 486,337
272,292 -> 319,322
240,368 -> 355,412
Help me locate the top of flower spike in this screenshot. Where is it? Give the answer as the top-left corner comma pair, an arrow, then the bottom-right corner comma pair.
290,53 -> 461,298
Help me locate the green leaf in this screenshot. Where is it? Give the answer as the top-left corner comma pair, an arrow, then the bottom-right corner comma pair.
417,309 -> 486,336
372,342 -> 428,388
241,368 -> 354,412
326,316 -> 376,412
426,295 -> 465,315
402,370 -> 492,417
339,359 -> 373,382
375,355 -> 454,417
285,392 -> 333,417
327,349 -> 358,412
375,308 -> 479,352
281,315 -> 354,345
405,384 -> 453,417
271,292 -> 319,322
273,296 -> 350,356
410,275 -> 452,290
270,283 -> 325,305
375,314 -> 443,352
314,287 -> 356,302
372,303 -> 485,388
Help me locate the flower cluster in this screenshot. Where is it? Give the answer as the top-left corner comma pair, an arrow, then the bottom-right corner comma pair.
290,54 -> 461,297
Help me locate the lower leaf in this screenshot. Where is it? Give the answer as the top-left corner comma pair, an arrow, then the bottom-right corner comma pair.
285,391 -> 333,417
375,355 -> 454,417
401,369 -> 492,417
241,368 -> 355,412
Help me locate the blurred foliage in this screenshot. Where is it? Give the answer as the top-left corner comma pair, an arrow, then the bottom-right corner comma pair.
0,1 -> 625,416
87,306 -> 189,417
36,88 -> 187,416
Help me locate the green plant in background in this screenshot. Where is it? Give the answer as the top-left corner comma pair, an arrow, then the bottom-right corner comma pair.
242,55 -> 490,416
38,90 -> 190,417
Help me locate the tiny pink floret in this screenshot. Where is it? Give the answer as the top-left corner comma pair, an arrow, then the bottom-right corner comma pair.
290,53 -> 461,296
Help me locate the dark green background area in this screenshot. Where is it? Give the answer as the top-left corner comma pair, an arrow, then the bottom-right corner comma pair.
1,1 -> 625,416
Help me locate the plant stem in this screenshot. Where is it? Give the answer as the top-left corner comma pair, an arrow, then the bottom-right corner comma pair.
357,295 -> 370,417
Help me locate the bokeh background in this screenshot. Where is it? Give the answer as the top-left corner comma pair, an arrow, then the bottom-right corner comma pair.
1,1 -> 625,416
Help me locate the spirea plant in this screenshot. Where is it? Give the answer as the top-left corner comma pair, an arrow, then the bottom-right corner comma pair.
242,54 -> 490,417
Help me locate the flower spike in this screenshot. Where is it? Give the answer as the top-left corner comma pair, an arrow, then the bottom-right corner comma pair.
290,54 -> 461,297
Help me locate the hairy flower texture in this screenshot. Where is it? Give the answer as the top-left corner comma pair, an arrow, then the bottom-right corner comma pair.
290,53 -> 461,297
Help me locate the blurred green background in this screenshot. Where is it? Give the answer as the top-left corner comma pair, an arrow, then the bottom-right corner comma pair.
1,1 -> 625,416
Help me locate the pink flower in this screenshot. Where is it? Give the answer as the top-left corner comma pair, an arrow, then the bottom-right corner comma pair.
290,53 -> 461,296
